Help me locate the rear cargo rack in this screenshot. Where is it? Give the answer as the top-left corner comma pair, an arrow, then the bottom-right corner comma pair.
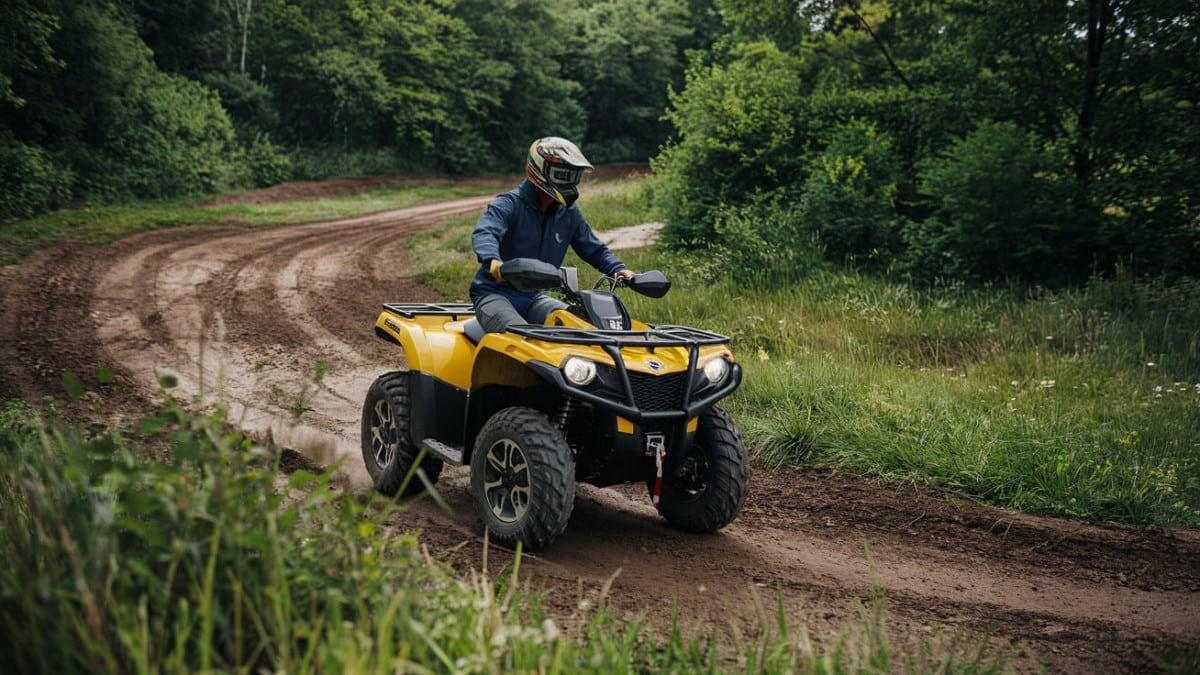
382,302 -> 475,320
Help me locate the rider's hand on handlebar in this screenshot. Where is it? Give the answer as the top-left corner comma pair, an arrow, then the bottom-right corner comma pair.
489,259 -> 504,282
614,268 -> 635,284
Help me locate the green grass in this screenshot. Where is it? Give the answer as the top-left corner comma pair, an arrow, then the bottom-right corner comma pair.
611,255 -> 1200,525
0,395 -> 1013,674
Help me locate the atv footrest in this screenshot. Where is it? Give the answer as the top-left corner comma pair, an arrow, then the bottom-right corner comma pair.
421,438 -> 464,465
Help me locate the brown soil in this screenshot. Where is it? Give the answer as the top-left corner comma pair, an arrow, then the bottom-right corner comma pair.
1,175 -> 1196,674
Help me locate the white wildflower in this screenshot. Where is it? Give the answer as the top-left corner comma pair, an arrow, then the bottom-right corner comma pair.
1039,379 -> 1056,389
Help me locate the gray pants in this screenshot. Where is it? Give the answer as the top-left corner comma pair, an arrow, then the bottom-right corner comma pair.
474,293 -> 568,333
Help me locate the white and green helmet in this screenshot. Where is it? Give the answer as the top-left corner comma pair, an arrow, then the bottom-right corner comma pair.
526,136 -> 593,207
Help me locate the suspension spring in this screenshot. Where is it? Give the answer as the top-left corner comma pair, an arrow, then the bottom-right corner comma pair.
555,398 -> 575,431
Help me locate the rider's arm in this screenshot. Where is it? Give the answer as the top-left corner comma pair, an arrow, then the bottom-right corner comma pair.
472,195 -> 516,266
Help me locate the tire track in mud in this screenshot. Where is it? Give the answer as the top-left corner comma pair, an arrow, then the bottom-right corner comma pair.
87,195 -> 495,471
2,189 -> 1197,674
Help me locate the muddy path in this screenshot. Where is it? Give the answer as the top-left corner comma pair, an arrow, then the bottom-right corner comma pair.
1,179 -> 1197,673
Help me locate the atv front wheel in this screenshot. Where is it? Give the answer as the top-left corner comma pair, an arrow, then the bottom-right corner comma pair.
470,407 -> 575,550
658,407 -> 749,533
361,371 -> 443,497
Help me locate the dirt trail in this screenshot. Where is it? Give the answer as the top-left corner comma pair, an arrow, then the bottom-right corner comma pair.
1,179 -> 1197,673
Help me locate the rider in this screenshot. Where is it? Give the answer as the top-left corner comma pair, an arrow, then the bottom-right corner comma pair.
470,136 -> 634,333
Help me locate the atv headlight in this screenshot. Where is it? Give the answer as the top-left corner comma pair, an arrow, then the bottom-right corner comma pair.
561,356 -> 597,386
702,357 -> 729,384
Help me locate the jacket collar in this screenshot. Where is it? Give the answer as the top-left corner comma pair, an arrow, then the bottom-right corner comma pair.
518,179 -> 567,212
517,179 -> 541,205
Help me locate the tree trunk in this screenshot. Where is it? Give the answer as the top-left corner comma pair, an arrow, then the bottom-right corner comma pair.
239,0 -> 252,75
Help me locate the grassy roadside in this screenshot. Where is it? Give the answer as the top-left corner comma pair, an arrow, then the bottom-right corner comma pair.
413,178 -> 1200,526
0,183 -> 501,266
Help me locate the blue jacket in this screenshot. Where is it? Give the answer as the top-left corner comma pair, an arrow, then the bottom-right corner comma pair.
470,180 -> 626,313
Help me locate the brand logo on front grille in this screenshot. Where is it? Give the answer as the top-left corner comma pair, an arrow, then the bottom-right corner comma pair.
647,359 -> 663,371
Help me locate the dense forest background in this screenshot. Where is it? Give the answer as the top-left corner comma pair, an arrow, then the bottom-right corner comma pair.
2,0 -> 1197,284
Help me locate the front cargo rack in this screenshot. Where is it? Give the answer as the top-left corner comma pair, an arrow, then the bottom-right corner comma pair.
507,324 -> 730,348
381,303 -> 730,347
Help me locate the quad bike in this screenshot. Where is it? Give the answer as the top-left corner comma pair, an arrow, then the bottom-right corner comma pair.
360,258 -> 748,550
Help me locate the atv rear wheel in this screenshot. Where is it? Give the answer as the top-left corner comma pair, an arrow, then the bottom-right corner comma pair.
470,407 -> 575,550
361,371 -> 443,497
658,407 -> 749,533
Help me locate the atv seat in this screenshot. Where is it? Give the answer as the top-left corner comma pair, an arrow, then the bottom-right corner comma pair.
445,318 -> 486,344
462,318 -> 485,344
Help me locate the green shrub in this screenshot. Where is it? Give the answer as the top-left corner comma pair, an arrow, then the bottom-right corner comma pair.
798,119 -> 906,269
88,73 -> 241,200
905,121 -> 1074,285
0,138 -> 73,221
703,198 -> 826,288
653,42 -> 807,246
200,72 -> 281,143
243,133 -> 294,187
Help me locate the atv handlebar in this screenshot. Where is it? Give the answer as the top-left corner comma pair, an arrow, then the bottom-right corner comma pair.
500,258 -> 671,299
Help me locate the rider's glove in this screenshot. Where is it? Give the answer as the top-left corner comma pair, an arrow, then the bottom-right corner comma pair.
489,259 -> 504,282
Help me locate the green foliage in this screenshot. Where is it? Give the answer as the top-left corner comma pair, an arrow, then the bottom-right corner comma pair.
0,0 -> 60,107
798,119 -> 906,269
0,137 -> 74,220
703,199 -> 825,288
200,71 -> 281,142
565,0 -> 691,163
241,133 -> 294,188
654,41 -> 808,245
451,0 -> 587,165
906,121 -> 1074,284
719,269 -> 1200,525
0,387 -> 535,672
717,0 -> 810,48
91,72 -> 241,200
655,0 -> 1200,284
0,1 -> 250,216
1,0 -> 702,220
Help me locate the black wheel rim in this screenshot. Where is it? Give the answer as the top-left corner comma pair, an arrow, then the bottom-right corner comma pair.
482,438 -> 531,524
368,399 -> 397,470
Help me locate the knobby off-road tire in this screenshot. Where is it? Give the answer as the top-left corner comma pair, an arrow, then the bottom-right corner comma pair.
470,407 -> 576,551
361,371 -> 443,497
658,407 -> 749,533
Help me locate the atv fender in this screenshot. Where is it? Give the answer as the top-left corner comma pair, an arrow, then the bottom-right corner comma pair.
374,311 -> 474,390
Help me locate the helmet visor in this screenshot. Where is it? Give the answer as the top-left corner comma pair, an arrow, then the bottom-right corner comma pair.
547,165 -> 583,186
